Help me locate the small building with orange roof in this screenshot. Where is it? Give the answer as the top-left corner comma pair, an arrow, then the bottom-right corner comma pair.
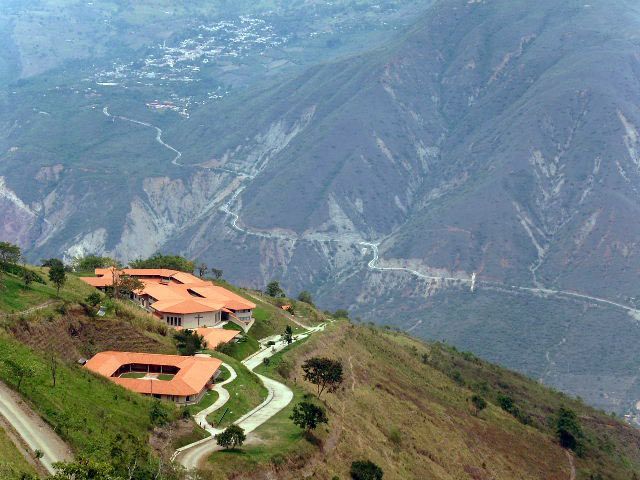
85,351 -> 222,404
195,328 -> 242,349
80,268 -> 256,330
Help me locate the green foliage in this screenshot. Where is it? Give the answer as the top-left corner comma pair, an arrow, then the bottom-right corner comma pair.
211,268 -> 224,279
334,309 -> 350,319
73,255 -> 118,272
215,424 -> 246,450
0,242 -> 21,267
470,394 -> 487,416
129,253 -> 195,273
290,401 -> 328,432
49,459 -> 119,480
350,460 -> 384,480
555,407 -> 583,453
3,358 -> 37,390
173,329 -> 204,356
86,292 -> 102,307
297,290 -> 314,305
48,260 -> 67,294
282,325 -> 293,345
149,400 -> 169,426
497,394 -> 515,413
0,263 -> 45,285
266,280 -> 286,298
214,332 -> 260,361
22,268 -> 37,287
302,357 -> 344,398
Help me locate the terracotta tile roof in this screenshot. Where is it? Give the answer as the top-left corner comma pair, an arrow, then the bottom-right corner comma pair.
150,298 -> 224,314
80,276 -> 112,287
85,351 -> 221,397
81,268 -> 255,315
188,286 -> 256,310
196,328 -> 241,349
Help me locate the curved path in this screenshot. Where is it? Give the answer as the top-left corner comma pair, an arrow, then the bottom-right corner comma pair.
174,325 -> 325,470
0,382 -> 72,474
193,362 -> 237,433
360,241 -> 640,317
102,107 -> 183,166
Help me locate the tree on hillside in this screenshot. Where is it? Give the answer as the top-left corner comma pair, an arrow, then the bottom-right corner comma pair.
555,406 -> 583,452
197,262 -> 208,278
266,280 -> 286,298
150,400 -> 169,426
211,268 -> 224,280
48,259 -> 67,294
215,424 -> 246,450
282,325 -> 294,345
297,290 -> 314,305
0,241 -> 21,268
174,329 -> 204,356
129,253 -> 195,273
290,401 -> 328,433
49,459 -> 118,480
86,292 -> 102,307
73,254 -> 119,272
470,394 -> 487,416
110,270 -> 144,300
302,357 -> 344,398
334,309 -> 350,319
22,259 -> 38,287
350,460 -> 384,480
0,242 -> 21,285
3,358 -> 36,390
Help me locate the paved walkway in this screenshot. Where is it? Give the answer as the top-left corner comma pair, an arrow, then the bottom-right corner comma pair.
174,324 -> 326,470
193,362 -> 237,433
0,382 -> 73,474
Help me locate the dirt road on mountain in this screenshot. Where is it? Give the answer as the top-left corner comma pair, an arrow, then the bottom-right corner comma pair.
0,382 -> 72,474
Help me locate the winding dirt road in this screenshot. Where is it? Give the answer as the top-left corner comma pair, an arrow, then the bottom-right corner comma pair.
360,241 -> 640,318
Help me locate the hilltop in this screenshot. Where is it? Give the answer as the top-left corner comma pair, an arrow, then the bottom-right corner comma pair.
0,260 -> 638,479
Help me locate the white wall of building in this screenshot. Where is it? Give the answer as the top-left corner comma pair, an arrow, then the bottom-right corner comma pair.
162,310 -> 221,328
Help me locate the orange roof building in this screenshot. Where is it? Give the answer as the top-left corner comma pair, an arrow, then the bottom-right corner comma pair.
80,268 -> 255,329
195,328 -> 242,349
85,351 -> 222,404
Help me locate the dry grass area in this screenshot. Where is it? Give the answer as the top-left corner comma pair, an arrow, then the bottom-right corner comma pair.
275,322 -> 568,480
8,305 -> 175,362
211,321 -> 640,480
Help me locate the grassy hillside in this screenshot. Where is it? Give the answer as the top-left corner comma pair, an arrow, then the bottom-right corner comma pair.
200,321 -> 640,480
0,332 -> 173,461
0,425 -> 38,479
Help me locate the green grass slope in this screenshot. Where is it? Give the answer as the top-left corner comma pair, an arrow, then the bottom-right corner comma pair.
0,425 -> 38,479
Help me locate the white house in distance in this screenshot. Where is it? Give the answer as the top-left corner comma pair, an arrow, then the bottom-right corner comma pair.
81,268 -> 256,329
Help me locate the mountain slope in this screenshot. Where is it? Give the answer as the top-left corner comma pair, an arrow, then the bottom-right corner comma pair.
197,321 -> 640,480
154,0 -> 640,414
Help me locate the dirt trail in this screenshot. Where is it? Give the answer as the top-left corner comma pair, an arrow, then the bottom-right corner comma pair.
0,382 -> 73,474
565,450 -> 576,480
